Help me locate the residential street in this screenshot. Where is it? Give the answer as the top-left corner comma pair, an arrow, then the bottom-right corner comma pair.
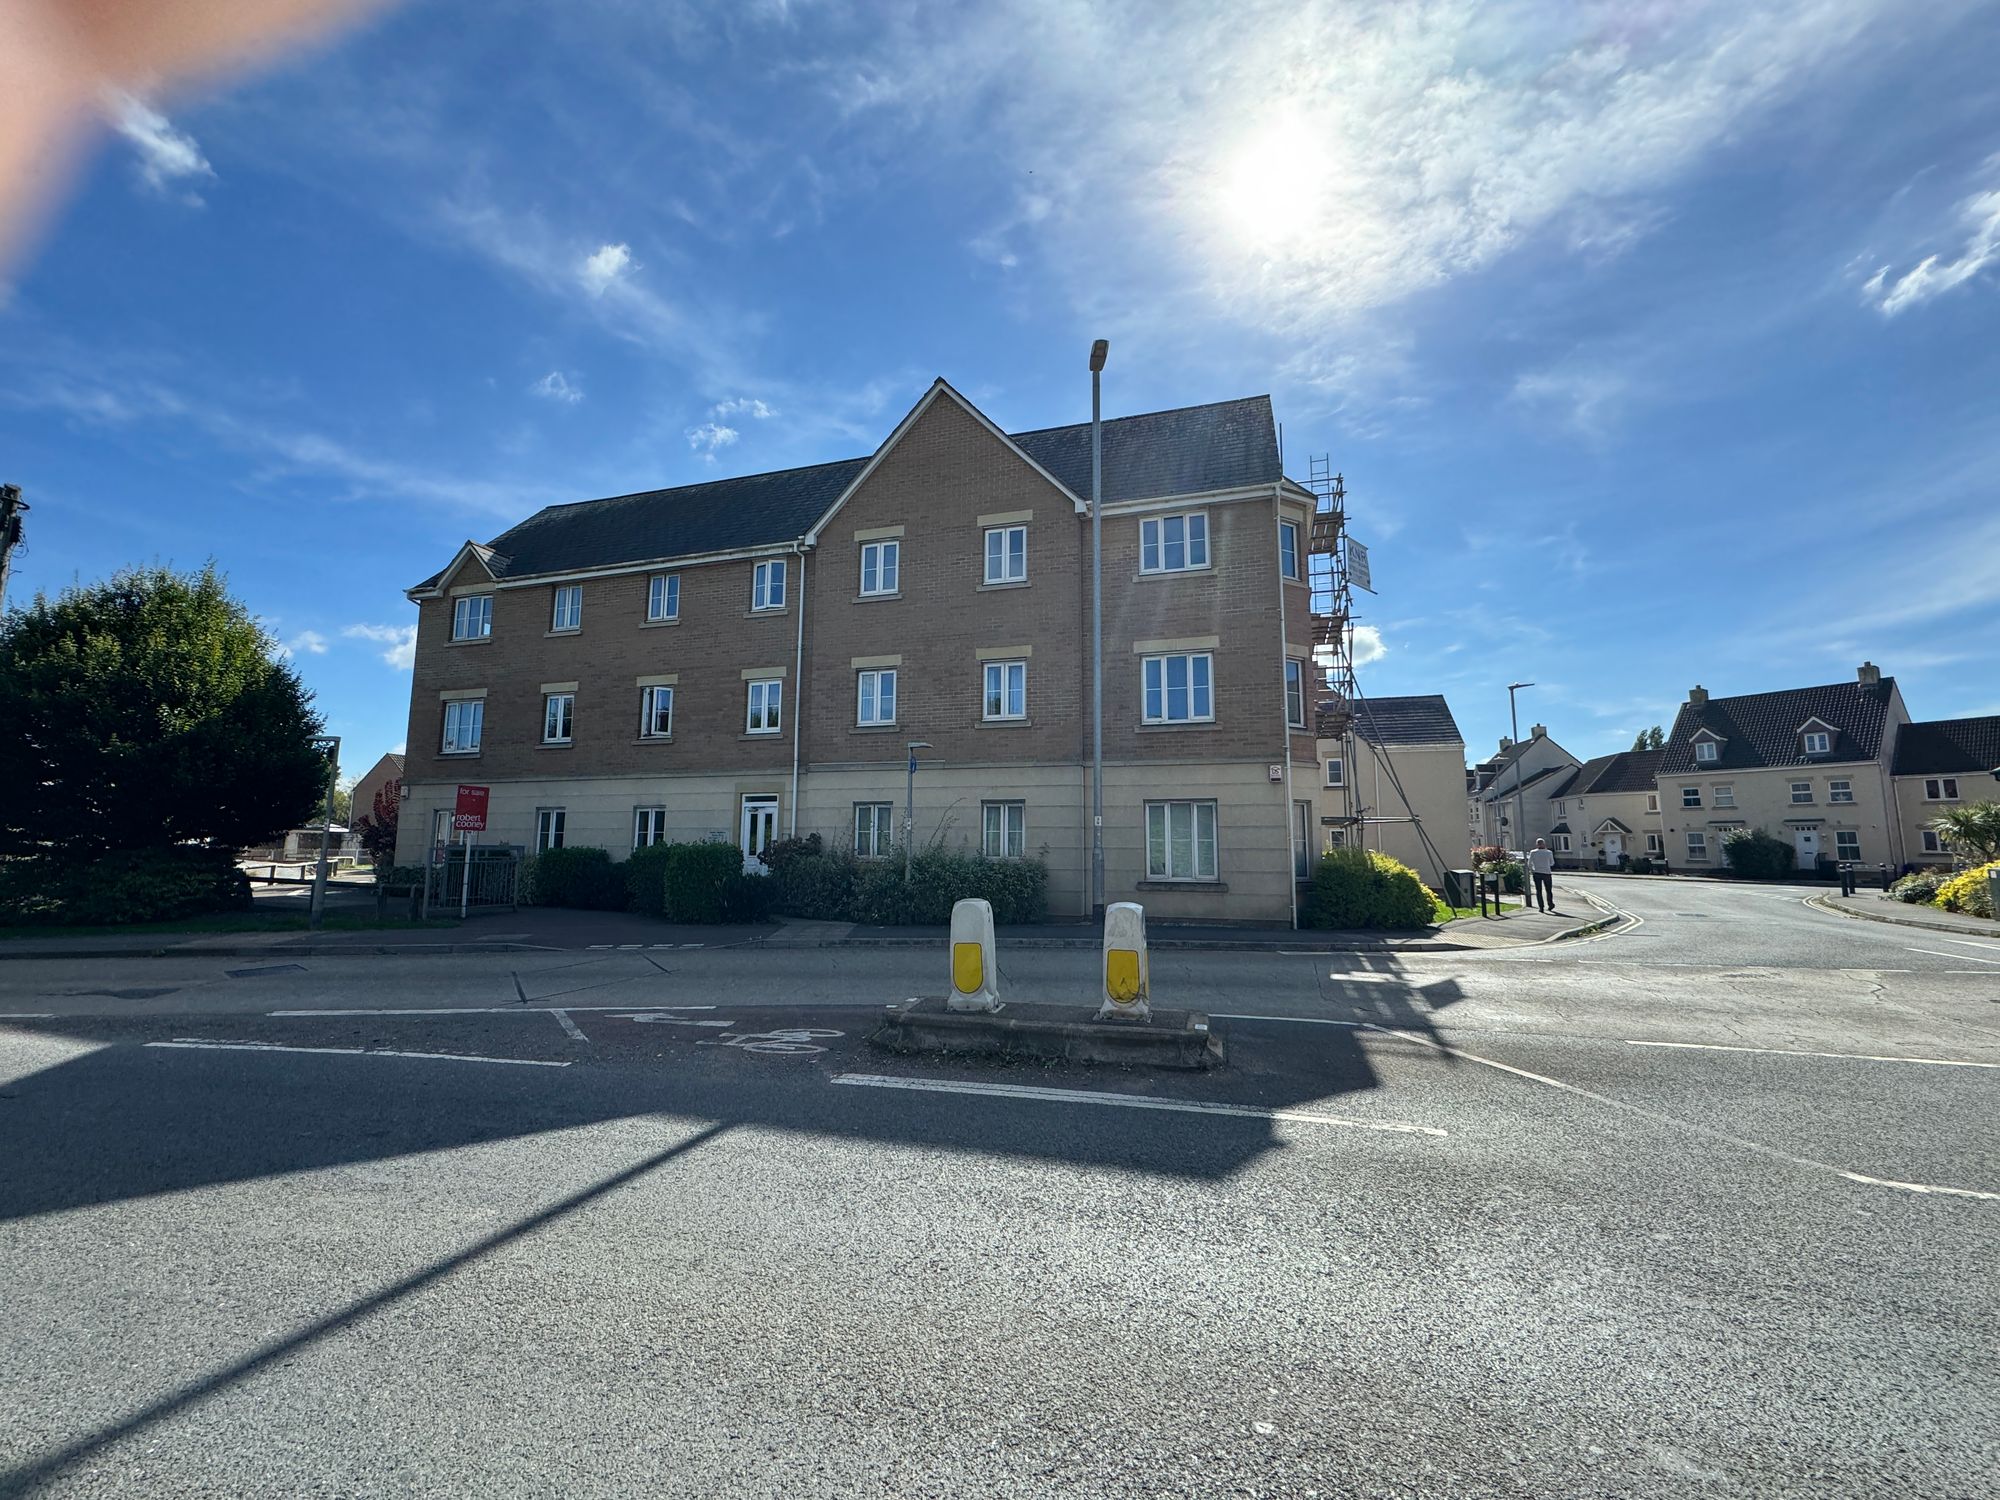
2,878 -> 1995,1498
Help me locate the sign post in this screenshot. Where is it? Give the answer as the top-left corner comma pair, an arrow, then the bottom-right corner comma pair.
453,785 -> 489,918
308,736 -> 341,931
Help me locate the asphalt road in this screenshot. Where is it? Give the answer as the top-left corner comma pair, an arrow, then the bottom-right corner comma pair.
1,886 -> 1995,1498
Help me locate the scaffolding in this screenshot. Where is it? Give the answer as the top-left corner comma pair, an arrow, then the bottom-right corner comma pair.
1305,458 -> 1451,888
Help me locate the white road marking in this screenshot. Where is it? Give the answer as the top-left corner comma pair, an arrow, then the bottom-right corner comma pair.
1935,936 -> 2000,952
550,1009 -> 587,1043
147,1040 -> 569,1067
1213,1014 -> 1363,1027
1625,1039 -> 2000,1070
1906,948 -> 2000,965
1364,1024 -> 1999,1202
830,1073 -> 1446,1136
0,1012 -> 56,1019
271,1005 -> 715,1016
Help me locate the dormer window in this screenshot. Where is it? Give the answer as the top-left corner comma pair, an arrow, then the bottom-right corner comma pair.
1694,741 -> 1719,764
1803,730 -> 1830,755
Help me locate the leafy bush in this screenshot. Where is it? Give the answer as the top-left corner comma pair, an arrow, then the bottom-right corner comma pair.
0,846 -> 251,926
1935,860 -> 1998,919
525,847 -> 627,909
1625,856 -> 1658,875
1890,870 -> 1946,904
659,841 -> 745,923
623,843 -> 677,914
1470,845 -> 1506,867
771,851 -> 859,920
381,863 -> 429,889
1479,858 -> 1524,894
1303,849 -> 1438,931
1722,828 -> 1794,880
828,850 -> 1049,926
759,833 -> 824,872
1929,802 -> 2000,864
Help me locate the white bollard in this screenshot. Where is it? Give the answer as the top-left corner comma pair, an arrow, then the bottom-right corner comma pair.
1096,900 -> 1151,1022
945,897 -> 1001,1013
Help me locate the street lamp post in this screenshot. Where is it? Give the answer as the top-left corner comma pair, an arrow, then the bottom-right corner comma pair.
308,735 -> 341,931
1505,682 -> 1533,857
904,740 -> 932,884
1089,339 -> 1108,920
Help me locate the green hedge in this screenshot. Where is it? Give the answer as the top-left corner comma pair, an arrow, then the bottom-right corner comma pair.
524,847 -> 628,909
1303,849 -> 1437,931
0,846 -> 252,926
1891,870 -> 1946,904
1721,828 -> 1793,880
762,848 -> 1049,925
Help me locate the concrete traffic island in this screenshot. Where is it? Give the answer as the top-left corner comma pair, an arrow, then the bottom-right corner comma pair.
870,898 -> 1222,1070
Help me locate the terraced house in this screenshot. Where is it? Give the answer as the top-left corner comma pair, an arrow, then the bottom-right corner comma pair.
397,380 -> 1322,923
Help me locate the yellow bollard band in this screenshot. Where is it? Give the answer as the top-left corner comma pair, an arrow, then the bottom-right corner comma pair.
951,941 -> 984,994
1105,948 -> 1142,1003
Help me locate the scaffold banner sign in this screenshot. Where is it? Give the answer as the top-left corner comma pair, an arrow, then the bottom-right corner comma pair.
1347,539 -> 1373,593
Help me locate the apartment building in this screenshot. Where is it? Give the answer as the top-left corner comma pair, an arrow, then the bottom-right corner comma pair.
1319,694 -> 1466,882
1657,665 -> 1909,871
396,379 -> 1321,923
1467,726 -> 1580,851
1544,749 -> 1663,867
1889,714 -> 2000,864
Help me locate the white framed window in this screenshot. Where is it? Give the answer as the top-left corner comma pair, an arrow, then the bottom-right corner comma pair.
1554,833 -> 1571,853
854,803 -> 895,860
1555,801 -> 1567,817
1146,800 -> 1218,881
981,801 -> 1025,859
1828,779 -> 1854,804
1325,756 -> 1345,788
745,678 -> 782,734
1646,792 -> 1660,813
1713,784 -> 1735,808
1835,830 -> 1861,861
1803,730 -> 1831,755
441,699 -> 483,754
451,595 -> 492,641
647,573 -> 680,622
1139,511 -> 1209,574
1694,741 -> 1719,764
1924,777 -> 1960,801
983,660 -> 1026,721
640,685 -> 673,739
542,692 -> 574,744
535,807 -> 566,852
1921,829 -> 1948,854
633,807 -> 667,848
1686,830 -> 1708,860
860,540 -> 900,597
1681,786 -> 1701,808
1285,659 -> 1307,729
1142,652 -> 1214,724
983,526 -> 1027,584
1790,781 -> 1813,804
1278,518 -> 1301,580
1646,832 -> 1662,854
551,585 -> 582,632
752,559 -> 787,611
857,668 -> 897,726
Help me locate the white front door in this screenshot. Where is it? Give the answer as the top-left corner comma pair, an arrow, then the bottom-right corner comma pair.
1601,833 -> 1623,864
740,796 -> 779,874
1793,827 -> 1819,869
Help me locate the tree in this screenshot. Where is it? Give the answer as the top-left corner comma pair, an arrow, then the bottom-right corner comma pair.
1631,725 -> 1665,751
354,780 -> 401,869
328,782 -> 354,827
1930,801 -> 2000,864
0,564 -> 328,858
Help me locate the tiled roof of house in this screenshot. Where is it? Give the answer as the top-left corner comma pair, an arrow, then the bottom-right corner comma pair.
411,392 -> 1282,589
1352,694 -> 1462,747
1475,762 -> 1571,803
1553,748 -> 1663,799
1547,822 -> 1572,836
1658,679 -> 1898,774
1891,715 -> 2000,777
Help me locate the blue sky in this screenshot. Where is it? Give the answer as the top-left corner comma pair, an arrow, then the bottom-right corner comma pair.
5,0 -> 1998,777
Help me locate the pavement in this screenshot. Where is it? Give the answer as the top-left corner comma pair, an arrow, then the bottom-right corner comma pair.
1,873 -> 1995,1497
1808,886 -> 1999,937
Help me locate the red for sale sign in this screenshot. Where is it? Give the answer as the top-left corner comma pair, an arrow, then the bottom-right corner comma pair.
453,784 -> 490,832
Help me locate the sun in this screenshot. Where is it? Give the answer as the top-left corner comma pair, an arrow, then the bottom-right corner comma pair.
1217,112 -> 1337,252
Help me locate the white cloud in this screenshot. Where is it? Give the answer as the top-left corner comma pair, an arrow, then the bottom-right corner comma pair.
1350,624 -> 1388,666
283,629 -> 329,657
1864,185 -> 2000,316
579,242 -> 634,295
712,397 -> 775,420
533,370 -> 584,404
104,91 -> 215,202
686,421 -> 740,458
342,623 -> 419,670
1511,367 -> 1630,437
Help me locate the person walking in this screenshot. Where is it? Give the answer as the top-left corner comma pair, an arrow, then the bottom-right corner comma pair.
1526,838 -> 1557,913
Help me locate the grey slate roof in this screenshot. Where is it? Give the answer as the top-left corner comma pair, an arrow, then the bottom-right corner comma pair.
1351,694 -> 1463,748
411,389 -> 1283,590
1658,679 -> 1898,775
1554,749 -> 1663,800
1891,715 -> 2000,777
1476,763 -> 1570,802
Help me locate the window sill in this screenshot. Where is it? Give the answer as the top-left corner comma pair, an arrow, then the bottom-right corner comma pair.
1282,575 -> 1307,588
746,607 -> 790,618
1136,720 -> 1217,732
447,636 -> 492,647
851,723 -> 901,733
1137,879 -> 1228,893
978,579 -> 1030,592
634,736 -> 675,745
854,592 -> 901,603
538,742 -> 573,751
641,618 -> 681,629
976,717 -> 1032,729
740,731 -> 784,741
1132,567 -> 1213,582
545,628 -> 581,638
440,750 -> 483,758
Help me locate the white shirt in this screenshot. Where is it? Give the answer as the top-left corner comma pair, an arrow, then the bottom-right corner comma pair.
1526,847 -> 1556,875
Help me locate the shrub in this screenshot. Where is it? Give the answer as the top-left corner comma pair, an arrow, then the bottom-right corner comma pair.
1470,845 -> 1506,867
1479,858 -> 1524,894
623,843 -> 677,914
1722,828 -> 1794,880
759,833 -> 824,872
832,850 -> 1049,926
525,847 -> 627,909
1304,849 -> 1438,931
1935,860 -> 1998,919
1890,870 -> 1946,904
0,846 -> 251,926
659,841 -> 745,923
1625,856 -> 1657,875
771,851 -> 860,921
